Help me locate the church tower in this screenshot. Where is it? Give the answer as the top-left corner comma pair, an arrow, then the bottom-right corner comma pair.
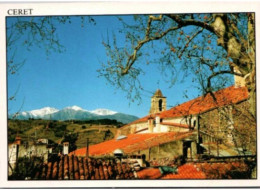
149,89 -> 167,114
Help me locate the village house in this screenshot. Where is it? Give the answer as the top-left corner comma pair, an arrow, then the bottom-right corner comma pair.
8,137 -> 54,176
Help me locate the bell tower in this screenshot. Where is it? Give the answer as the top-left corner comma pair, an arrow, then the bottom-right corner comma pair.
149,89 -> 167,114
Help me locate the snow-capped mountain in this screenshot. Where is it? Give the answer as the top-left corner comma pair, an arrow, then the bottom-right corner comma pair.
91,108 -> 117,115
9,106 -> 138,124
19,107 -> 59,119
63,105 -> 85,111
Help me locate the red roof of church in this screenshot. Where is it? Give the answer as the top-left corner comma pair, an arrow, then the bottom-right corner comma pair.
71,131 -> 194,156
122,86 -> 248,128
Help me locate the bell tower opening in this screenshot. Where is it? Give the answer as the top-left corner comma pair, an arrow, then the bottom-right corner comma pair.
149,89 -> 167,114
159,99 -> 163,111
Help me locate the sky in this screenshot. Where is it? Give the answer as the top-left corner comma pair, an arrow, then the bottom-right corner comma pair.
7,15 -> 233,118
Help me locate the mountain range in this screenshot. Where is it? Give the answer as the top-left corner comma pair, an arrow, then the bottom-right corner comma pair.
9,106 -> 139,124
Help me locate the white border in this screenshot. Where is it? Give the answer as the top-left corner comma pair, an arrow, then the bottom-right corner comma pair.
0,1 -> 259,188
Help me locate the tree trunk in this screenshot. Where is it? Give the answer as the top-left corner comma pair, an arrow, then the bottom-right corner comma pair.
247,13 -> 256,118
212,14 -> 256,118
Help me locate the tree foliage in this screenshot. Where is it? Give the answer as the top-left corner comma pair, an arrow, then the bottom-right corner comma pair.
99,13 -> 255,117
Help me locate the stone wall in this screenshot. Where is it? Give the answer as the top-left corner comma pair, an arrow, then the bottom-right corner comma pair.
131,137 -> 197,163
198,100 -> 256,154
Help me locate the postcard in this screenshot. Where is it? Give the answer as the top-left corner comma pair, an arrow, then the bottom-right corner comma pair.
0,1 -> 259,188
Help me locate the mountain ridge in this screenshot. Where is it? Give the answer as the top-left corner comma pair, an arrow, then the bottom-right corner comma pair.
9,106 -> 139,124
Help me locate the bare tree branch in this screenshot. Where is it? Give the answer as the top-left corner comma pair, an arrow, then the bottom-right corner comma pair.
166,14 -> 216,34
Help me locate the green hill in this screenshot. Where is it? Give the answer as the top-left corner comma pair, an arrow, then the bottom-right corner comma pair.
8,119 -> 122,149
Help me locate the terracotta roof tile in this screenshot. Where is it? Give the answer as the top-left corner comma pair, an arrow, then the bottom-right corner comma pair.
32,158 -> 249,180
136,164 -> 206,179
137,161 -> 249,179
72,132 -> 194,157
161,164 -> 206,179
160,86 -> 248,119
137,168 -> 163,179
32,156 -> 136,180
122,86 -> 248,128
194,161 -> 249,179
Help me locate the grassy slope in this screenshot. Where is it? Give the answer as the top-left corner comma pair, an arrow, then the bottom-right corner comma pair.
8,120 -> 119,149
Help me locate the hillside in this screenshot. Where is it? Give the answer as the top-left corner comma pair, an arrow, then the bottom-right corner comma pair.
8,119 -> 123,149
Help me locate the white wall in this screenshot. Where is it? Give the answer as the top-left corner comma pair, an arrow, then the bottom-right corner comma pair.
8,144 -> 18,164
126,114 -> 198,134
163,115 -> 198,129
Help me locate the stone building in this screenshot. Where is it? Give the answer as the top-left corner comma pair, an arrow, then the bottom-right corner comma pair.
118,85 -> 253,157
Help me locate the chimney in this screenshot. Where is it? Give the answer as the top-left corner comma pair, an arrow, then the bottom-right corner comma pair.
155,115 -> 161,132
115,129 -> 121,139
147,116 -> 154,133
63,142 -> 69,155
14,136 -> 21,145
48,147 -> 53,154
86,138 -> 89,159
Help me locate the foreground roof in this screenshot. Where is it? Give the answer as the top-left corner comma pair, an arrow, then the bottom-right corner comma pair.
137,161 -> 249,179
26,156 -> 250,180
31,155 -> 135,180
137,164 -> 206,179
123,86 -> 248,127
72,132 -> 194,157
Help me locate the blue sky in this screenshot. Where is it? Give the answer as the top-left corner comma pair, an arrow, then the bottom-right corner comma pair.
7,15 -> 233,117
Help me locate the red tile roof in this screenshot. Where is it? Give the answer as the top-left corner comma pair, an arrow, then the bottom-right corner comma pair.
160,86 -> 248,119
122,86 -> 248,128
161,164 -> 206,179
138,161 -> 248,179
136,168 -> 163,179
136,164 -> 206,179
194,161 -> 249,179
32,155 -> 136,180
30,157 -> 248,180
71,132 -> 194,157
